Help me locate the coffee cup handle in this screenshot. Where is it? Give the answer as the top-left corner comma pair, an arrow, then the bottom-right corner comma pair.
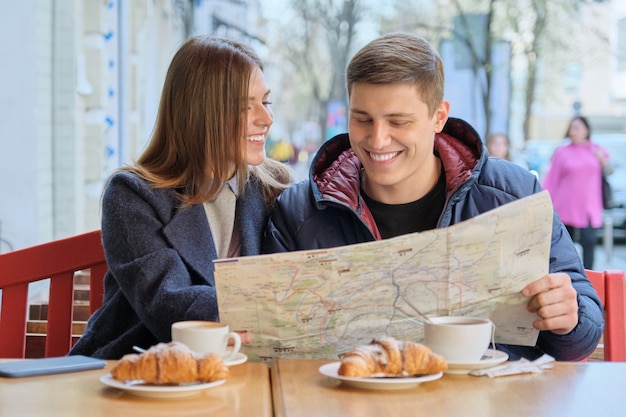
486,320 -> 496,359
222,332 -> 242,361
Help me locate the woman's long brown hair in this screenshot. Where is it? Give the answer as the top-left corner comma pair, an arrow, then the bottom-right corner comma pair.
121,36 -> 290,206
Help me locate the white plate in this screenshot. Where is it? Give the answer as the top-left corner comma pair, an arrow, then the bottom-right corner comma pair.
318,362 -> 443,390
223,352 -> 247,366
99,373 -> 225,398
444,349 -> 509,374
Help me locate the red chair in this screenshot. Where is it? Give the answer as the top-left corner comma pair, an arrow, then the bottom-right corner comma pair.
0,230 -> 106,358
586,269 -> 626,361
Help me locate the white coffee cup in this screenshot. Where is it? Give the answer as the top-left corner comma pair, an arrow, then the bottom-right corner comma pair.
171,321 -> 241,361
424,316 -> 494,363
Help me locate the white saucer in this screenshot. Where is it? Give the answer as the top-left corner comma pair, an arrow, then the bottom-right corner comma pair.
319,362 -> 443,390
444,349 -> 509,374
223,352 -> 247,366
99,373 -> 225,398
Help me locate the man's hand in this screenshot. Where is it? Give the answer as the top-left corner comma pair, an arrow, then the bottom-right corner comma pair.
521,273 -> 578,335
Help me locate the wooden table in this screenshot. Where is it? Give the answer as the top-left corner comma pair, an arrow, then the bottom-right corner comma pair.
0,360 -> 271,417
271,359 -> 626,417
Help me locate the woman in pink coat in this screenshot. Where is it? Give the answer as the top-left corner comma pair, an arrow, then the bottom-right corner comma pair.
542,116 -> 612,269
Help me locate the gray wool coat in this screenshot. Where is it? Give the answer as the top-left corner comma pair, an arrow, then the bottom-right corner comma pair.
70,171 -> 272,359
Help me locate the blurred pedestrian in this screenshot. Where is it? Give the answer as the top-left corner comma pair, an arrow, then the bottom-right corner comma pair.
486,132 -> 528,169
542,116 -> 613,269
485,133 -> 512,161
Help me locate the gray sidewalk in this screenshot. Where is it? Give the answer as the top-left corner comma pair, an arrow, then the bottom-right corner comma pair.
592,242 -> 626,272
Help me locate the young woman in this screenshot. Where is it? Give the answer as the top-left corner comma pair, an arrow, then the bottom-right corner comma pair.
542,116 -> 612,269
70,36 -> 291,359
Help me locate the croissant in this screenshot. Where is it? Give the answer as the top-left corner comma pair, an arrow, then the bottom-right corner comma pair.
338,336 -> 447,377
110,342 -> 229,384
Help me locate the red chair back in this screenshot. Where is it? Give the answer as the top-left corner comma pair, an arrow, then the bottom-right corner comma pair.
0,230 -> 106,358
586,269 -> 626,361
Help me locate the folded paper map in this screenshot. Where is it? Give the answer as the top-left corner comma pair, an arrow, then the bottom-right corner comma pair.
214,191 -> 553,361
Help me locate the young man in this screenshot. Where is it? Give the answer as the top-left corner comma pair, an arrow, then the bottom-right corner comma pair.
262,32 -> 603,361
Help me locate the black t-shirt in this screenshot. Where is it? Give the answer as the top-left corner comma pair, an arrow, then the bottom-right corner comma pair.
361,168 -> 446,239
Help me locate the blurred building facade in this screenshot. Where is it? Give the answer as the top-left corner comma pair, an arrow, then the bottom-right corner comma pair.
0,0 -> 624,252
527,0 -> 626,139
0,0 -> 261,252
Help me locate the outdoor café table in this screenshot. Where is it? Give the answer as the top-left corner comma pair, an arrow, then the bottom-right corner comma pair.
0,359 -> 271,417
271,359 -> 626,417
